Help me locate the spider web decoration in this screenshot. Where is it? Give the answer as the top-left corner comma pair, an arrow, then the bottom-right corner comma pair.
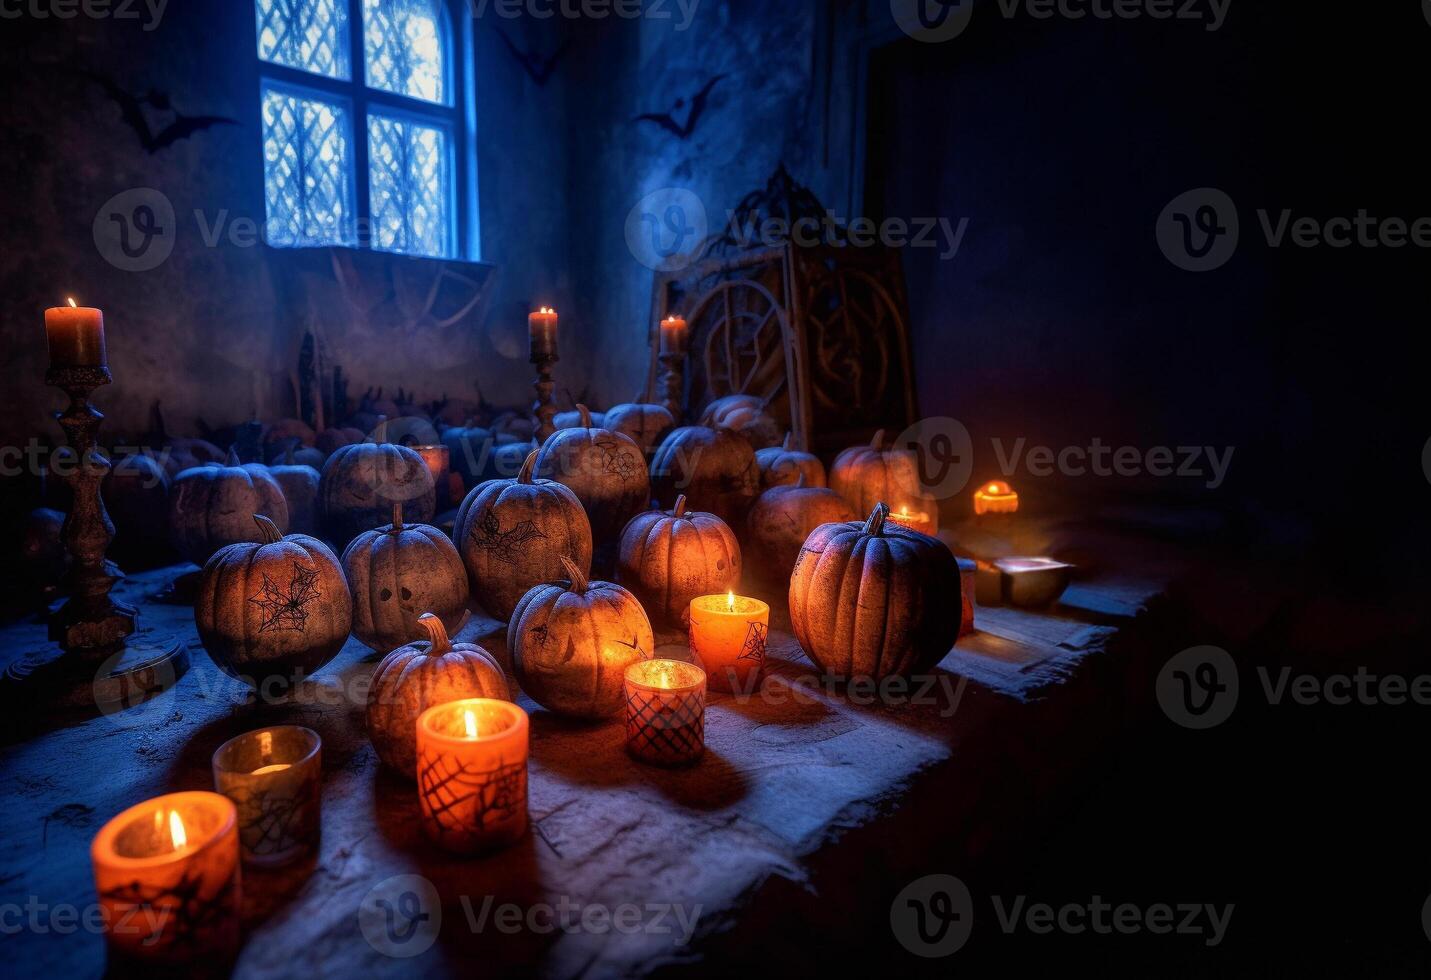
470,508 -> 546,565
595,437 -> 638,481
249,561 -> 323,633
739,621 -> 769,663
625,686 -> 704,765
417,748 -> 527,851
99,866 -> 238,956
229,778 -> 320,859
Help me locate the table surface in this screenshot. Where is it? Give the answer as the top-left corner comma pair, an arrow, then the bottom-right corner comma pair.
0,527 -> 1164,979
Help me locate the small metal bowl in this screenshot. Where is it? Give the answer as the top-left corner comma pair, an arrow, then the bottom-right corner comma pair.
994,557 -> 1074,608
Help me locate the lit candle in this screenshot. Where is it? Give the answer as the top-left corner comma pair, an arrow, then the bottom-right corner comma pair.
416,698 -> 529,855
888,504 -> 938,537
529,306 -> 559,360
973,480 -> 1019,516
45,297 -> 106,368
212,726 -> 323,867
624,659 -> 706,766
90,791 -> 240,966
689,592 -> 770,694
659,314 -> 688,355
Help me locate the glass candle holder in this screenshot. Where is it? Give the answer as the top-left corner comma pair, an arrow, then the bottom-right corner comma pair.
416,698 -> 529,855
624,659 -> 706,767
973,480 -> 1019,516
689,593 -> 770,694
889,503 -> 939,537
212,726 -> 322,867
90,791 -> 240,966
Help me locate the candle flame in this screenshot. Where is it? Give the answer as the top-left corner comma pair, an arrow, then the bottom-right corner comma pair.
726,591 -> 736,612
464,709 -> 477,738
537,306 -> 555,315
168,810 -> 187,850
987,483 -> 999,494
67,297 -> 77,308
259,730 -> 273,757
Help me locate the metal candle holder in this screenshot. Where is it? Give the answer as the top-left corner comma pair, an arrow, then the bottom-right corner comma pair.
531,348 -> 559,445
657,351 -> 686,422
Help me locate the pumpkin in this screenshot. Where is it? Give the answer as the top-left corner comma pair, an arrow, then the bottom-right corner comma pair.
266,439 -> 326,470
616,494 -> 741,627
161,437 -> 226,479
196,514 -> 352,686
384,415 -> 441,448
491,411 -> 535,443
169,451 -> 290,565
603,402 -> 675,455
441,421 -> 497,487
103,452 -> 171,565
264,418 -> 316,448
755,432 -> 826,489
745,478 -> 857,593
789,502 -> 962,680
829,429 -> 934,517
534,404 -> 649,543
700,394 -> 782,449
341,501 -> 469,651
366,612 -> 508,779
651,425 -> 760,527
20,507 -> 67,588
266,447 -> 322,536
319,422 -> 436,548
316,426 -> 367,456
555,408 -> 606,430
509,557 -> 653,718
455,449 -> 592,620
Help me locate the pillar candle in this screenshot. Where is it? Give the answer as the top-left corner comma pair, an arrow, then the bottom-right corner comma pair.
624,659 -> 706,766
689,593 -> 770,694
529,306 -> 558,359
90,791 -> 240,966
889,503 -> 938,537
45,298 -> 106,368
416,698 -> 529,855
212,726 -> 322,867
973,480 -> 1019,516
659,315 -> 688,355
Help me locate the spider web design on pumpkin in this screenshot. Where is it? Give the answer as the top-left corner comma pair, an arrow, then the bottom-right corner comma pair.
249,561 -> 322,633
739,621 -> 768,663
417,748 -> 526,849
228,779 -> 320,858
625,685 -> 704,764
99,866 -> 238,954
471,508 -> 546,565
595,437 -> 638,481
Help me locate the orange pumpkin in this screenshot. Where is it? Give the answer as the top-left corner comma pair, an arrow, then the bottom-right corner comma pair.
509,557 -> 653,719
454,449 -> 593,621
755,432 -> 826,489
341,501 -> 468,651
829,430 -> 934,517
789,502 -> 961,680
650,425 -> 760,527
700,394 -> 782,449
169,451 -> 290,565
319,421 -> 435,548
196,515 -> 352,686
602,402 -> 675,454
617,494 -> 741,627
745,478 -> 857,593
366,612 -> 509,779
267,446 -> 321,536
534,404 -> 649,543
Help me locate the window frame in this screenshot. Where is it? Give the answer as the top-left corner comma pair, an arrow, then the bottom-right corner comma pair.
255,0 -> 475,261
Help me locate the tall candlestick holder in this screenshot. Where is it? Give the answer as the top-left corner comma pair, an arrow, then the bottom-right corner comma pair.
531,349 -> 559,445
657,351 -> 686,422
1,366 -> 187,712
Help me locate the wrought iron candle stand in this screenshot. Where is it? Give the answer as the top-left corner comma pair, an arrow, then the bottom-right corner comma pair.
657,350 -> 686,422
2,366 -> 187,711
531,349 -> 559,445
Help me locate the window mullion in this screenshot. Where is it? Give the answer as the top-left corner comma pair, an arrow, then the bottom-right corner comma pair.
350,0 -> 371,245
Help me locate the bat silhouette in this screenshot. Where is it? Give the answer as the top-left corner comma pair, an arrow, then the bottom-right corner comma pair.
633,74 -> 727,139
495,28 -> 569,87
82,71 -> 238,154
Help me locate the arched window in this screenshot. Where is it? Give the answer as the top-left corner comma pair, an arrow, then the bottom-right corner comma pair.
255,0 -> 472,259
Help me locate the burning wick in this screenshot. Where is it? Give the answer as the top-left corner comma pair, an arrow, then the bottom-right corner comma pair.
67,297 -> 78,308
464,709 -> 477,739
168,810 -> 187,851
726,591 -> 736,613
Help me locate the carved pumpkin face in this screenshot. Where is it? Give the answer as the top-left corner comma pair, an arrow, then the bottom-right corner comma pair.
534,405 -> 650,543
455,450 -> 593,621
651,425 -> 760,528
367,613 -> 509,779
829,430 -> 933,518
789,503 -> 962,681
755,433 -> 827,489
745,480 -> 857,595
169,454 -> 290,565
617,495 -> 742,626
509,558 -> 654,719
341,501 -> 469,651
602,403 -> 675,455
319,427 -> 435,548
196,515 -> 352,687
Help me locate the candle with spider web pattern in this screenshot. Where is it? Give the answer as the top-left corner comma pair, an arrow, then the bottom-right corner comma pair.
90,791 -> 239,966
624,659 -> 706,766
212,726 -> 322,867
416,698 -> 529,854
689,593 -> 770,694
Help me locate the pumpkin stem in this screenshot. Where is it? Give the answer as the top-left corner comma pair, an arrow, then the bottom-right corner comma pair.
284,444 -> 296,466
225,447 -> 241,467
560,556 -> 588,594
672,494 -> 690,519
870,430 -> 886,451
391,500 -> 404,531
864,502 -> 891,537
518,448 -> 539,484
416,613 -> 450,656
374,417 -> 389,444
577,403 -> 592,429
253,514 -> 284,544
794,473 -> 808,490
782,432 -> 793,450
